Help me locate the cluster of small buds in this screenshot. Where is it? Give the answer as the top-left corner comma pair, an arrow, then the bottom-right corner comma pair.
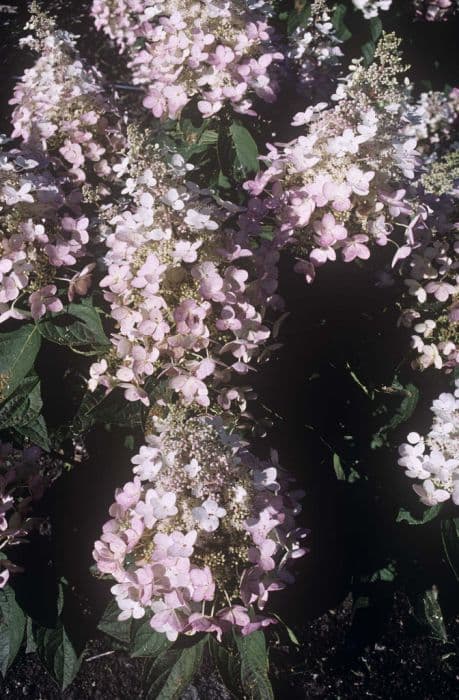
242,34 -> 421,285
414,0 -> 457,21
397,380 -> 459,506
93,406 -> 307,640
351,0 -> 392,19
287,0 -> 343,100
88,125 -> 271,409
0,441 -> 61,588
0,18 -> 125,323
91,0 -> 283,119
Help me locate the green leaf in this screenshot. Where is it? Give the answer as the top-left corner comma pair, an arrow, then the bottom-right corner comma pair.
333,453 -> 346,481
0,375 -> 43,430
396,504 -> 442,526
362,41 -> 375,67
286,5 -> 311,35
34,623 -> 81,690
217,170 -> 231,189
0,324 -> 41,399
369,17 -> 383,42
260,225 -> 274,241
209,637 -> 242,699
197,130 -> 218,147
0,585 -> 26,676
72,390 -> 108,434
143,636 -> 207,700
332,3 -> 352,41
130,621 -> 171,658
441,518 -> 459,581
347,364 -> 371,397
369,563 -> 396,583
230,123 -> 259,176
73,387 -> 144,436
38,301 -> 109,352
236,631 -> 274,700
25,618 -> 37,654
272,614 -> 300,647
371,380 -> 419,449
97,600 -> 132,644
413,588 -> 448,643
15,414 -> 50,451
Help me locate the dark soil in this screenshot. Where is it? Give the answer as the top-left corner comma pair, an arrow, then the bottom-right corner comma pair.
1,593 -> 458,699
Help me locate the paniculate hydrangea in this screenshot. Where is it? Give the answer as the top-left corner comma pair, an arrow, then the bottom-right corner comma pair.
243,34 -> 421,285
91,0 -> 283,119
397,380 -> 459,506
286,0 -> 343,100
405,88 -> 459,157
88,125 -> 271,409
93,405 -> 307,639
0,441 -> 61,588
397,156 -> 459,372
10,11 -> 125,183
0,13 -> 124,323
413,0 -> 457,21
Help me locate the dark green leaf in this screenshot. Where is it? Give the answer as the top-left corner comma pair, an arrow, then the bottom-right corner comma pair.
25,618 -> 37,654
413,588 -> 448,642
369,563 -> 396,583
369,17 -> 383,42
441,518 -> 459,581
15,414 -> 50,451
130,621 -> 171,658
371,381 -> 419,449
34,623 -> 81,690
143,636 -> 207,700
272,614 -> 300,647
38,301 -> 109,351
396,504 -> 442,525
230,123 -> 259,176
217,170 -> 231,189
197,130 -> 218,147
0,375 -> 42,430
0,586 -> 26,676
362,41 -> 375,67
209,637 -> 242,699
286,5 -> 311,35
72,386 -> 144,435
332,4 -> 352,41
259,225 -> 274,241
97,600 -> 132,644
0,324 -> 41,399
236,631 -> 274,700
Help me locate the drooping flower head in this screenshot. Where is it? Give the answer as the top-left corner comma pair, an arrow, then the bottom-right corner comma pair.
91,0 -> 283,119
93,405 -> 307,640
242,34 -> 421,283
397,379 -> 459,506
88,123 -> 271,410
0,11 -> 125,323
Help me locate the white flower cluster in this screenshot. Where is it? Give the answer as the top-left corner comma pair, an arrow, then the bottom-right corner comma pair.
398,380 -> 459,506
352,0 -> 392,19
